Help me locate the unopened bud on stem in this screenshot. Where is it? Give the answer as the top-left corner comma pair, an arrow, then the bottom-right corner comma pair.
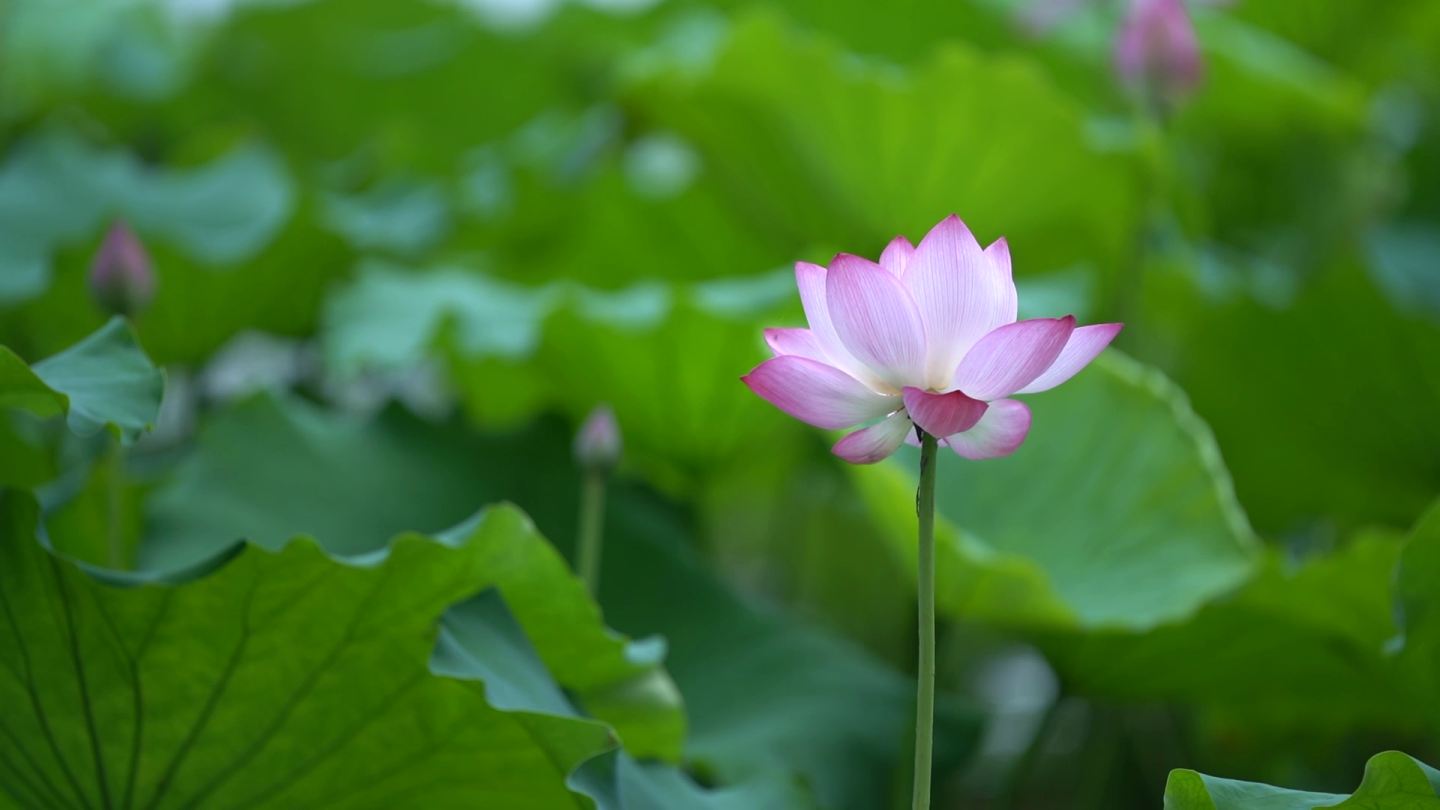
1114,0 -> 1203,104
90,220 -> 156,317
574,403 -> 622,473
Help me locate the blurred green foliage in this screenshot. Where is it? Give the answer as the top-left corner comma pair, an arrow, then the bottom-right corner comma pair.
2,0 -> 1440,806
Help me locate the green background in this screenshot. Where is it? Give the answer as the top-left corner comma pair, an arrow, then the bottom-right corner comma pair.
3,0 -> 1440,806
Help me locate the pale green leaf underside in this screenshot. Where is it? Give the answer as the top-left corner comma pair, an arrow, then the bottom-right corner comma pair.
0,317 -> 163,444
1164,751 -> 1440,809
854,351 -> 1257,632
436,591 -> 806,810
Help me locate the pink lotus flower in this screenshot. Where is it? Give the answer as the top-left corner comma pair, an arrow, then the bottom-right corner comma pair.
742,215 -> 1122,464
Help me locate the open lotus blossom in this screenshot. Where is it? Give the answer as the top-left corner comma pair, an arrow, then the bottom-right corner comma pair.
742,214 -> 1122,464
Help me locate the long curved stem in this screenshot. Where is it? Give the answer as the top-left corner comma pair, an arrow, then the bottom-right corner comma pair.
913,431 -> 939,810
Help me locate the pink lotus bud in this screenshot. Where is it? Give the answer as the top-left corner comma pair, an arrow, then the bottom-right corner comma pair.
90,220 -> 156,317
1114,0 -> 1203,102
574,403 -> 622,472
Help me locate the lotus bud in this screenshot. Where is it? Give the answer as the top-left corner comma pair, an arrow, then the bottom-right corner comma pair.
1114,0 -> 1203,103
90,220 -> 156,317
574,403 -> 622,473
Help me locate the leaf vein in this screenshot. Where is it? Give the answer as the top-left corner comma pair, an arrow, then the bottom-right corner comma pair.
0,559 -> 95,809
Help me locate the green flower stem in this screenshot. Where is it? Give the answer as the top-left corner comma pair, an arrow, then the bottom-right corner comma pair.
913,430 -> 939,810
577,469 -> 607,594
107,436 -> 125,569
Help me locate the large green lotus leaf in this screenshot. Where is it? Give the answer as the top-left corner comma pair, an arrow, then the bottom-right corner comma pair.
1151,264 -> 1440,535
0,317 -> 162,445
438,598 -> 776,810
1163,751 -> 1440,809
0,489 -> 627,810
999,496 -> 1440,765
0,414 -> 57,489
140,395 -> 981,810
426,516 -> 687,764
854,351 -> 1256,632
624,12 -> 1138,278
445,591 -> 810,809
140,394 -> 684,762
1041,529 -> 1415,734
705,358 -> 1392,690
